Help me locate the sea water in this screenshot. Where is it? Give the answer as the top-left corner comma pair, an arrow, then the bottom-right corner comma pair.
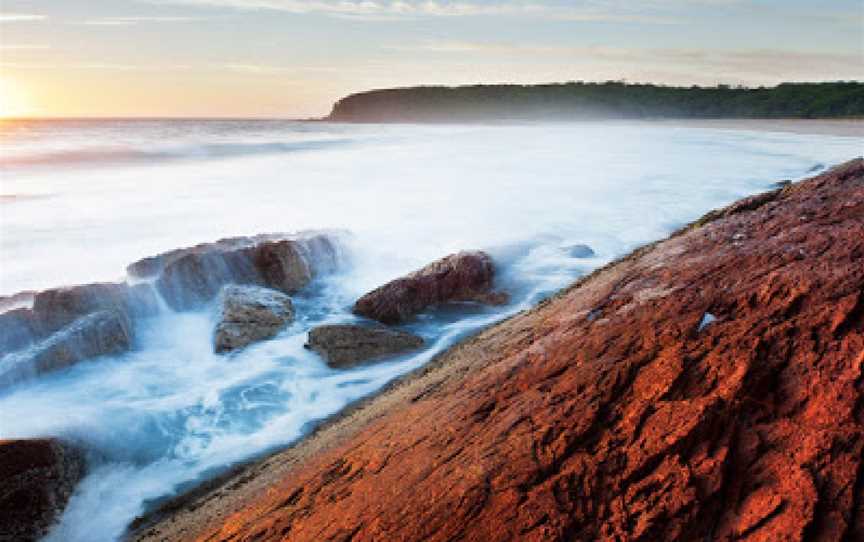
0,119 -> 859,541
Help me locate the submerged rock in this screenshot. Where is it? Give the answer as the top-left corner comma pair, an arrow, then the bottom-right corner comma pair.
563,243 -> 595,258
214,285 -> 295,353
306,324 -> 424,368
0,438 -> 85,542
0,310 -> 132,388
353,251 -> 508,324
134,159 -> 864,542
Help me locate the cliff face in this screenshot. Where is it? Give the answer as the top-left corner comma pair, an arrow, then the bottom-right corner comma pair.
136,159 -> 864,542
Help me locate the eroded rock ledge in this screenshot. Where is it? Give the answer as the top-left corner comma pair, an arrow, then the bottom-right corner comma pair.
134,159 -> 863,542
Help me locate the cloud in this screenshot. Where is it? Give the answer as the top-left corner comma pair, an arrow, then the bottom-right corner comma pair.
142,0 -> 681,23
655,48 -> 864,79
0,61 -> 194,71
0,13 -> 47,23
79,16 -> 200,26
389,41 -> 638,58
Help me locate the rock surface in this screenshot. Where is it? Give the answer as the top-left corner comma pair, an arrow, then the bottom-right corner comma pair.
306,324 -> 424,368
353,251 -> 508,324
214,285 -> 294,353
0,310 -> 132,387
0,439 -> 85,542
128,157 -> 863,542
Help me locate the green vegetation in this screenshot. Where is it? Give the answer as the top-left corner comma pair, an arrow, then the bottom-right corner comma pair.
327,81 -> 864,122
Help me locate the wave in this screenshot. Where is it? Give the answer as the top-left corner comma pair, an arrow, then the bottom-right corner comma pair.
0,138 -> 355,169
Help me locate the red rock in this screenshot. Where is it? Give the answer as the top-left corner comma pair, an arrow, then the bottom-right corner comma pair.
0,438 -> 85,542
353,250 -> 508,324
133,159 -> 864,542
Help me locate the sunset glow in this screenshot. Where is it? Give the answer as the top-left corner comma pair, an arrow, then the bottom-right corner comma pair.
0,0 -> 861,118
0,78 -> 34,118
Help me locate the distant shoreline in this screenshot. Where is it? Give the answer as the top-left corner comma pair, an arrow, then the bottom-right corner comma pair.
3,116 -> 861,138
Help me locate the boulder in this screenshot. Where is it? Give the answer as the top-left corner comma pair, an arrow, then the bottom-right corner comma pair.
0,438 -> 85,542
157,250 -> 260,312
306,324 -> 424,368
0,310 -> 132,388
214,285 -> 294,353
129,232 -> 341,311
30,282 -> 157,335
250,241 -> 313,294
353,251 -> 508,324
126,234 -> 287,279
0,282 -> 154,384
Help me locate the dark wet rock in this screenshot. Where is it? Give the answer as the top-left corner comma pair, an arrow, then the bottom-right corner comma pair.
131,232 -> 341,311
0,310 -> 132,388
353,251 -> 508,324
0,282 -> 154,379
157,249 -> 260,312
0,438 -> 85,542
563,244 -> 595,258
214,285 -> 295,353
772,179 -> 793,189
30,282 -> 157,335
126,234 -> 286,279
306,324 -> 424,368
251,241 -> 314,294
0,308 -> 38,355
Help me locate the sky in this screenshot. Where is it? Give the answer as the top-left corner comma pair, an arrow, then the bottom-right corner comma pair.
0,0 -> 862,118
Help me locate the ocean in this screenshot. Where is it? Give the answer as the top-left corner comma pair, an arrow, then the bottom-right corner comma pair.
0,119 -> 860,541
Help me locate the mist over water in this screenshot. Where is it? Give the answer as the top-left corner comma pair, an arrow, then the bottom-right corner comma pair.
0,120 -> 859,541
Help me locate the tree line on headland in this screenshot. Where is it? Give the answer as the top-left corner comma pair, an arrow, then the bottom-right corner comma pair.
327,81 -> 864,122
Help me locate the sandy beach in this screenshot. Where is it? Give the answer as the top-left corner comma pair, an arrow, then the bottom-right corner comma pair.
658,118 -> 864,137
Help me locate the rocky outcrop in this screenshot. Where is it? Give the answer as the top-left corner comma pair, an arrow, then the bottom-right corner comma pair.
214,286 -> 294,353
0,310 -> 132,387
0,232 -> 342,387
306,324 -> 424,368
128,232 -> 341,311
0,438 -> 85,542
353,251 -> 508,324
133,159 -> 864,542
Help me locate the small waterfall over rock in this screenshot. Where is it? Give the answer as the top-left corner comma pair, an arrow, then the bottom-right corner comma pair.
0,231 -> 347,389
